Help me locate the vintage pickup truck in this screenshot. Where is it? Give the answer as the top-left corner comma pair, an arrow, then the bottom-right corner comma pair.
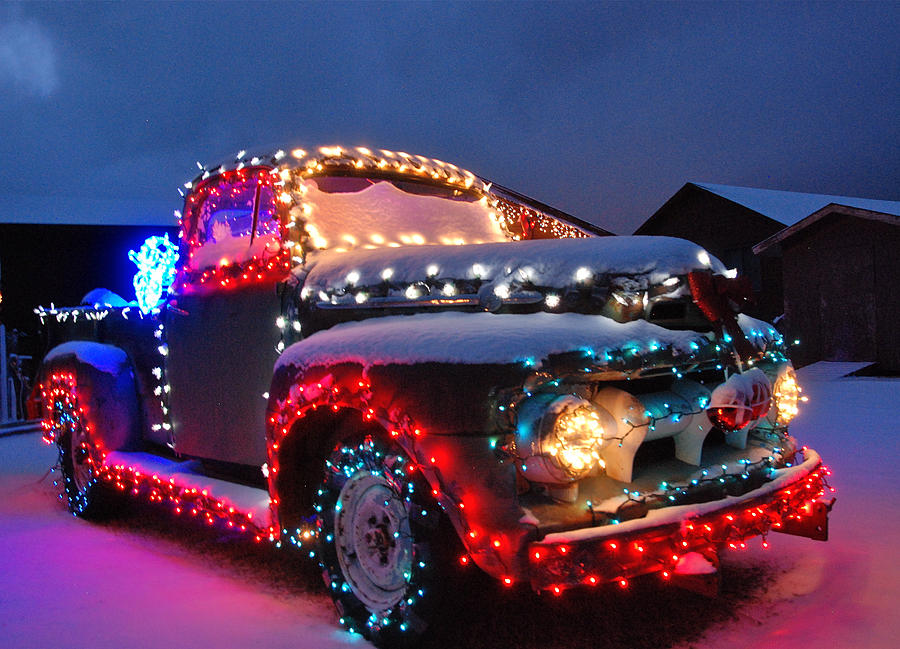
36,145 -> 832,646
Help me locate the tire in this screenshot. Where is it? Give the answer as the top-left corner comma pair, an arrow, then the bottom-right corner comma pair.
315,433 -> 446,646
47,374 -> 115,518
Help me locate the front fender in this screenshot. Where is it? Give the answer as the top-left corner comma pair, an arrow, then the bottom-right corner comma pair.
265,358 -> 534,579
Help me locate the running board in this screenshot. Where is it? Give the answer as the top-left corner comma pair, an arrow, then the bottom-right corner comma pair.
102,451 -> 273,536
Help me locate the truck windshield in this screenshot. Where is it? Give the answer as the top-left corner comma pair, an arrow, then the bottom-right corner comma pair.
298,176 -> 509,252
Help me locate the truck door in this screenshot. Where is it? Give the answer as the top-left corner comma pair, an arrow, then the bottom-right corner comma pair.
165,168 -> 287,467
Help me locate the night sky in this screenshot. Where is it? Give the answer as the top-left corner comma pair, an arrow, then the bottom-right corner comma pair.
2,1 -> 898,234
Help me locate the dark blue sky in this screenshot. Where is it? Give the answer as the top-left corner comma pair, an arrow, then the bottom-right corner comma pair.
2,1 -> 897,233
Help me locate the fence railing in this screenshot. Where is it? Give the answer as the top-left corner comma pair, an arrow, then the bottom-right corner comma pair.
1,323 -> 32,425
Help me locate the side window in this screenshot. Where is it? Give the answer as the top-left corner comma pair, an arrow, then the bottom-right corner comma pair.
182,168 -> 280,272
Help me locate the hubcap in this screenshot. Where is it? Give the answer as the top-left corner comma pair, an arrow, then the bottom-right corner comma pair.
70,423 -> 93,493
334,470 -> 413,613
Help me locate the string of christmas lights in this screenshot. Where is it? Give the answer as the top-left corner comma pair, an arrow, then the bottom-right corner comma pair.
178,145 -> 596,273
527,461 -> 832,592
40,360 -> 832,625
41,372 -> 268,535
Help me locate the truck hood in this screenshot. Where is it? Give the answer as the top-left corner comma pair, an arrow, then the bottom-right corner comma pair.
299,236 -> 728,313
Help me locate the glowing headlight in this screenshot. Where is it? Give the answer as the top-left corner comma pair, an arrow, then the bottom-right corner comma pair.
773,368 -> 803,425
528,396 -> 610,482
515,395 -> 614,484
544,402 -> 606,478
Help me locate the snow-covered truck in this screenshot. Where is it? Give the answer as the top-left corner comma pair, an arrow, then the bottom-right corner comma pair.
35,146 -> 832,645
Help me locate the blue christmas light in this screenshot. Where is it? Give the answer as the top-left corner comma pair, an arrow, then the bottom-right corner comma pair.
129,234 -> 179,314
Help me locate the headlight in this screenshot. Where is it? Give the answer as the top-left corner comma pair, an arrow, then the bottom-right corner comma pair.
543,399 -> 607,479
706,368 -> 772,431
516,395 -> 613,483
772,367 -> 803,425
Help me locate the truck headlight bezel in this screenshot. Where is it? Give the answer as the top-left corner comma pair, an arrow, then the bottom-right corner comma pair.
516,394 -> 614,483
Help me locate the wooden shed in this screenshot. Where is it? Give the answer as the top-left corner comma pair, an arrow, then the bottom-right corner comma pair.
636,182 -> 900,325
754,204 -> 900,372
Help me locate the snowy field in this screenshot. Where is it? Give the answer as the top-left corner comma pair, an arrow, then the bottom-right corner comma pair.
0,362 -> 896,649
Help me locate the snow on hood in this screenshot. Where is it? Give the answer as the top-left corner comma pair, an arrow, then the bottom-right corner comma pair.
301,236 -> 727,296
276,311 -> 710,372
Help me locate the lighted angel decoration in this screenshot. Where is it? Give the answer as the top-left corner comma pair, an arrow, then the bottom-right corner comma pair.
129,233 -> 180,314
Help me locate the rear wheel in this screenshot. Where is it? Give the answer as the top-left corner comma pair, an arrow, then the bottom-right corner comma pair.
316,434 -> 445,646
47,374 -> 112,517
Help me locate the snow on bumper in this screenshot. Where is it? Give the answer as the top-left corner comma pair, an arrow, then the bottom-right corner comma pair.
527,448 -> 831,591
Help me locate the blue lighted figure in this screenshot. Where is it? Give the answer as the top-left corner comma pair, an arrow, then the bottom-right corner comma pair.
129,234 -> 179,313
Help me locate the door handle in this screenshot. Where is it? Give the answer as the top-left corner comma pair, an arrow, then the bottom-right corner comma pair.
166,303 -> 189,316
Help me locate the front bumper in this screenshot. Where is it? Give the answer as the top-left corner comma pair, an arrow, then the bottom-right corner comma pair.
528,448 -> 832,592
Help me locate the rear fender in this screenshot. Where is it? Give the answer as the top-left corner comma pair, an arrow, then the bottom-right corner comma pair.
39,342 -> 141,454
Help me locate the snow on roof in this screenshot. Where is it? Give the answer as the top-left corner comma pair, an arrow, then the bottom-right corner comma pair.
189,144 -> 605,237
753,203 -> 900,254
694,182 -> 900,227
276,311 -> 711,372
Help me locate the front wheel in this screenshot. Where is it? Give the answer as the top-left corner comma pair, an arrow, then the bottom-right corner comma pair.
316,434 -> 444,646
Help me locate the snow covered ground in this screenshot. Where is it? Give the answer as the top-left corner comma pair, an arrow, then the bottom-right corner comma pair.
0,362 -> 896,649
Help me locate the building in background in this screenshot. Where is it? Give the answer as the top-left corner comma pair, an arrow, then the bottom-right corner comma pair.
637,183 -> 900,370
754,204 -> 900,372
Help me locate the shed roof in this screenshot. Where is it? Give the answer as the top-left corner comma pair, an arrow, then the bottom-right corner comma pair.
753,203 -> 900,254
694,183 -> 900,227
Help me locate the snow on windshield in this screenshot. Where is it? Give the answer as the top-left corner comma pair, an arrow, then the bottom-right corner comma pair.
294,179 -> 508,252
